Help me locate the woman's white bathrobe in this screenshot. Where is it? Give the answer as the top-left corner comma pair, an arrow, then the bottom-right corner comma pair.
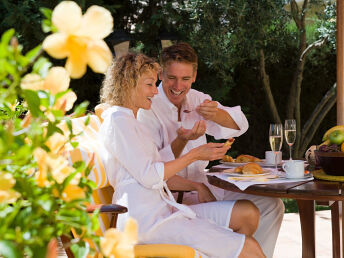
99,106 -> 245,258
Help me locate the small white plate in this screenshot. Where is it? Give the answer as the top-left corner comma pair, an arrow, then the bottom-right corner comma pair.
259,159 -> 283,167
220,161 -> 261,167
223,168 -> 272,177
282,173 -> 313,179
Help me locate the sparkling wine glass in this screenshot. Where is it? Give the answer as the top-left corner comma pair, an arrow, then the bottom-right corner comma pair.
284,119 -> 296,160
269,124 -> 283,170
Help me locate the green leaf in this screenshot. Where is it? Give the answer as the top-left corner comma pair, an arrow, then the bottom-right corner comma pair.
22,90 -> 41,117
39,7 -> 52,20
71,141 -> 79,148
37,90 -> 50,109
4,60 -> 17,78
25,45 -> 42,64
0,29 -> 15,58
0,240 -> 21,258
71,241 -> 90,258
73,101 -> 89,117
66,118 -> 73,133
42,20 -> 52,33
84,115 -> 90,126
50,109 -> 64,120
37,199 -> 53,212
32,57 -> 52,78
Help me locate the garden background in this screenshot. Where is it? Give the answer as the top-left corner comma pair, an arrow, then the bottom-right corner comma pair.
0,0 -> 337,212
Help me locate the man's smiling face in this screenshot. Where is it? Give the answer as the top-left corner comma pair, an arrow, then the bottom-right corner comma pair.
160,61 -> 196,109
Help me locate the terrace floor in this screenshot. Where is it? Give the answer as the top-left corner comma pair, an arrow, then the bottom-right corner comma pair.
273,210 -> 332,258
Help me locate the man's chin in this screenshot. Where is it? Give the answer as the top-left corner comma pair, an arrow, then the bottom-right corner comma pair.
168,94 -> 185,106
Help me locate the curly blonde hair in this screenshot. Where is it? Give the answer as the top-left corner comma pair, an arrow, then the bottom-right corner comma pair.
100,53 -> 160,106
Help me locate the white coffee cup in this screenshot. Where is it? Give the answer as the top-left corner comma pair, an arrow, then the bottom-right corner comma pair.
282,160 -> 305,178
265,151 -> 282,165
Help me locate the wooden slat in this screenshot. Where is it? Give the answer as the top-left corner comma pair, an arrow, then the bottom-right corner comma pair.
330,201 -> 341,258
337,0 -> 344,124
287,180 -> 341,196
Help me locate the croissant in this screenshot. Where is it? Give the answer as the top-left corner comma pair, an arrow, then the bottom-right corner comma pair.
223,155 -> 235,162
242,163 -> 263,175
236,154 -> 261,163
234,166 -> 243,173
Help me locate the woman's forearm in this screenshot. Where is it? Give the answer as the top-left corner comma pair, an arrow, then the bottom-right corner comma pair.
163,150 -> 197,180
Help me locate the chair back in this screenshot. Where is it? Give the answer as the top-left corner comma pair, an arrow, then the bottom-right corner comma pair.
61,115 -> 113,234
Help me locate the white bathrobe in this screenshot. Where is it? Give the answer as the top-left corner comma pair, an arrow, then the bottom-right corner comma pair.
138,84 -> 284,258
99,106 -> 245,258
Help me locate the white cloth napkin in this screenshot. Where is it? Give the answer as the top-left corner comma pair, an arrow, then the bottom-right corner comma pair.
209,170 -> 313,191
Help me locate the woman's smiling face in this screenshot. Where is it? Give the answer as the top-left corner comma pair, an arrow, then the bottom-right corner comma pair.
131,70 -> 158,114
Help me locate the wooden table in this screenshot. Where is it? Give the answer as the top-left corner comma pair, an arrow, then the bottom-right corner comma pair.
208,166 -> 344,258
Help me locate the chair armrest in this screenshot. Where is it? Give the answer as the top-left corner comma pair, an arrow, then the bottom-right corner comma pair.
86,204 -> 128,214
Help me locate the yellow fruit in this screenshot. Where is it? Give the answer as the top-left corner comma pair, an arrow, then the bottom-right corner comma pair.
320,139 -> 330,146
341,142 -> 344,152
322,125 -> 344,141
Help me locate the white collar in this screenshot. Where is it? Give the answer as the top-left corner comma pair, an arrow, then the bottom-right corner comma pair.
157,82 -> 192,112
101,105 -> 135,120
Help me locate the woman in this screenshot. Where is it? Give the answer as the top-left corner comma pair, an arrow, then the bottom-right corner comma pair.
99,53 -> 265,258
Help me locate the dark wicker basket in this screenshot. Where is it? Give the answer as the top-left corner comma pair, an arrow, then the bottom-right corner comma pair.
314,150 -> 344,176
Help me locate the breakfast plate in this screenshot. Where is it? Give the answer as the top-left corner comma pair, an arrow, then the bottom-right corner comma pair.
223,168 -> 272,177
259,160 -> 283,167
220,161 -> 257,167
220,160 -> 281,167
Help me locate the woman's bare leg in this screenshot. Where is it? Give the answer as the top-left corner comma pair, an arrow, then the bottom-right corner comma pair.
239,236 -> 266,258
229,200 -> 260,236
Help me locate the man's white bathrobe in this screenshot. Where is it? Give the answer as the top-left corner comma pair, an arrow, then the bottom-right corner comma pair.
138,84 -> 284,258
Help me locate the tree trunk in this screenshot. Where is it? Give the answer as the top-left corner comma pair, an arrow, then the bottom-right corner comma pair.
288,0 -> 309,158
296,83 -> 337,158
259,49 -> 281,124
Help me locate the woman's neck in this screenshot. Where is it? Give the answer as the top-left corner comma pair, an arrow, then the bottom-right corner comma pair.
122,104 -> 138,119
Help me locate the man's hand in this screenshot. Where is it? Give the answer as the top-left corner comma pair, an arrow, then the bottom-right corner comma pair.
177,120 -> 206,141
196,99 -> 218,121
196,183 -> 216,203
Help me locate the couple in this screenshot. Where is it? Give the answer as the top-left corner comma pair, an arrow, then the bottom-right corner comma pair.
98,43 -> 283,257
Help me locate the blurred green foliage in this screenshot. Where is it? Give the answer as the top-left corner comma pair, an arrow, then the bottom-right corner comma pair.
0,15 -> 98,258
0,0 -> 337,158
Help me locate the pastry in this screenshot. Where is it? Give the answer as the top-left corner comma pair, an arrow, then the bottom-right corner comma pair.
242,163 -> 263,175
223,155 -> 235,162
234,166 -> 243,173
224,138 -> 235,147
236,154 -> 261,163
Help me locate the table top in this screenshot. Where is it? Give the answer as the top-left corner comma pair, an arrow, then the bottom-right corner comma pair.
208,166 -> 344,201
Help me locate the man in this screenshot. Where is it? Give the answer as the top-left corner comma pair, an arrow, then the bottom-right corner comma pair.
138,42 -> 284,258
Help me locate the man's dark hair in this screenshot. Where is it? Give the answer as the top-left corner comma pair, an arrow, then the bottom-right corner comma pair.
160,42 -> 198,71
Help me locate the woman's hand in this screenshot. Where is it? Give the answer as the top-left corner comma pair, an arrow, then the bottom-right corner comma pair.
176,120 -> 206,141
196,183 -> 216,203
192,142 -> 231,161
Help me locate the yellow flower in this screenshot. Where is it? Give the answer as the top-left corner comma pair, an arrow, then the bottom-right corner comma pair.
45,132 -> 69,154
20,74 -> 45,91
0,172 -> 20,203
21,67 -> 76,112
61,184 -> 85,202
101,218 -> 138,258
42,1 -> 113,78
33,148 -> 76,187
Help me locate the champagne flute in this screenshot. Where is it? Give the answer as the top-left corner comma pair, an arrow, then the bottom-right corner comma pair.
269,124 -> 283,170
284,119 -> 296,160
